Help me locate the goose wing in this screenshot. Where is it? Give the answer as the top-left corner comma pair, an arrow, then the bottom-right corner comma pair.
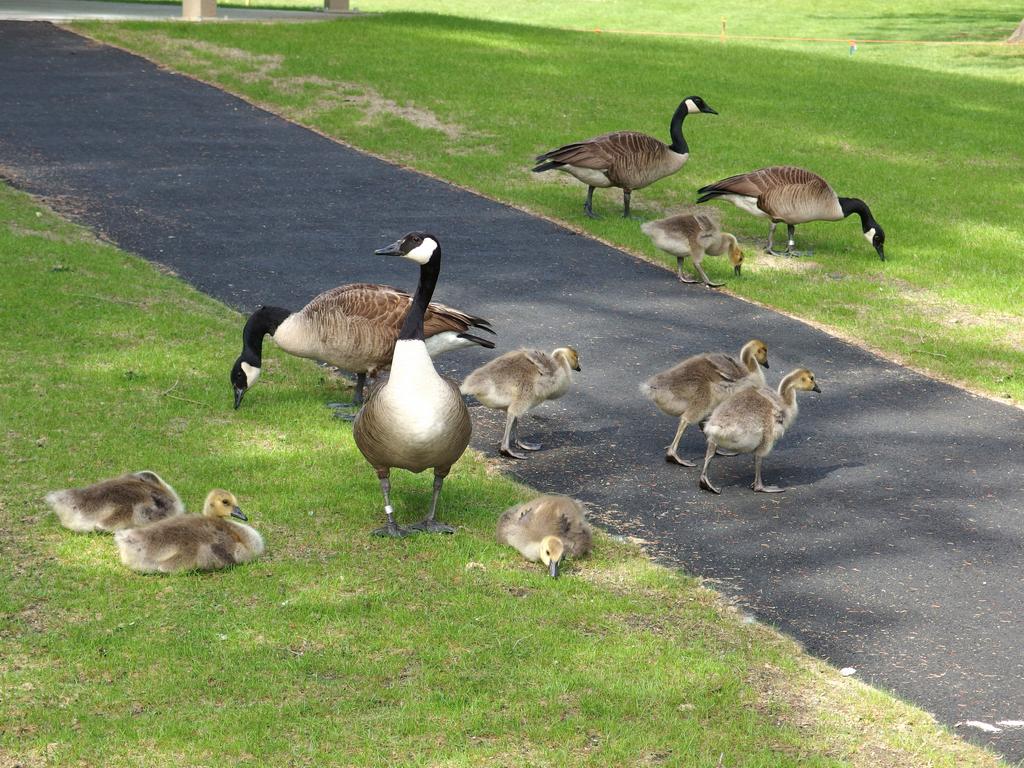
703,353 -> 749,383
537,131 -> 666,174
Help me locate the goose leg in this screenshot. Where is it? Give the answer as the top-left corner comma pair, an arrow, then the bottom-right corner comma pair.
751,454 -> 785,493
500,413 -> 529,460
676,256 -> 700,284
622,190 -> 641,220
698,440 -> 721,494
665,417 -> 696,466
371,475 -> 411,537
785,224 -> 797,256
583,186 -> 600,219
407,472 -> 457,534
766,222 -> 785,255
329,372 -> 367,421
692,256 -> 725,289
512,416 -> 542,452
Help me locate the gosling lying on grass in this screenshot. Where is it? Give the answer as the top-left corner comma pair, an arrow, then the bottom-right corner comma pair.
114,489 -> 264,574
496,494 -> 592,578
461,346 -> 581,459
699,368 -> 821,494
45,471 -> 184,533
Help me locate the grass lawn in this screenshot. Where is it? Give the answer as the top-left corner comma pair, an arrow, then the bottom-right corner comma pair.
0,182 -> 1007,764
78,12 -> 1024,407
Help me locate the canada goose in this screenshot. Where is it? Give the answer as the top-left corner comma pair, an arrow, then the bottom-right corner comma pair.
114,489 -> 264,573
697,166 -> 885,260
496,494 -> 593,578
45,471 -> 184,533
699,368 -> 821,495
353,233 -> 472,537
532,96 -> 718,219
460,346 -> 581,460
640,207 -> 744,287
640,340 -> 769,467
230,283 -> 494,414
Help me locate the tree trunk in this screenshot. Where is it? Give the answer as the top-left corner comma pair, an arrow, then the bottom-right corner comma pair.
1009,18 -> 1024,43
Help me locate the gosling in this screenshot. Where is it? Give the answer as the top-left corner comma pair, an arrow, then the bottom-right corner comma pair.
641,340 -> 769,467
45,471 -> 184,533
461,347 -> 581,460
699,368 -> 821,495
496,494 -> 593,578
640,208 -> 744,288
114,489 -> 264,574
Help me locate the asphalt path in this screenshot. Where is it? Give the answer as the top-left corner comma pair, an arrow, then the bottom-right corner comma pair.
2,22 -> 1023,759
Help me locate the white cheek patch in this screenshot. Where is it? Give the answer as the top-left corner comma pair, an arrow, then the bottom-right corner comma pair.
685,98 -> 698,114
404,237 -> 437,265
241,362 -> 261,387
863,227 -> 876,244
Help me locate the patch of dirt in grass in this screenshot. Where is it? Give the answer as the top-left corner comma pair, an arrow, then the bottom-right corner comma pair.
6,223 -> 91,245
751,252 -> 823,273
101,30 -> 468,140
896,285 -> 1024,346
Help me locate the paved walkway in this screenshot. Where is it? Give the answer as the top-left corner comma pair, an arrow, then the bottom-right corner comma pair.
2,21 -> 1023,759
0,0 -> 335,22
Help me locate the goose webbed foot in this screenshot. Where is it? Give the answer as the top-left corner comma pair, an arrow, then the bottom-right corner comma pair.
406,519 -> 456,534
500,444 -> 531,460
716,449 -> 738,457
583,187 -> 601,219
752,482 -> 786,494
699,474 -> 721,494
372,520 -> 412,538
703,279 -> 726,289
666,452 -> 697,467
583,207 -> 601,219
327,402 -> 359,421
678,273 -> 701,284
516,439 -> 542,452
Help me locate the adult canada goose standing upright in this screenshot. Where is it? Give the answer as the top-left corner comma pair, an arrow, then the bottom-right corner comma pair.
640,340 -> 769,467
230,284 -> 494,414
699,368 -> 821,495
533,96 -> 718,218
353,233 -> 472,537
45,471 -> 184,533
640,207 -> 744,287
697,166 -> 885,259
496,494 -> 593,578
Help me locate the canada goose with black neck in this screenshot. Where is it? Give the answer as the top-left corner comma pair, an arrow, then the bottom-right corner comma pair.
230,284 -> 494,413
532,96 -> 718,218
697,166 -> 885,260
353,233 -> 472,537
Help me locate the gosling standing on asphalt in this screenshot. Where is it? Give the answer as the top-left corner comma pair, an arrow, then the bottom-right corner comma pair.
461,347 -> 581,459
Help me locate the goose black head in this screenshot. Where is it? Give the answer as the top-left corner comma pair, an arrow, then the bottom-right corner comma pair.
864,223 -> 886,261
230,356 -> 261,409
681,95 -> 718,115
374,232 -> 441,265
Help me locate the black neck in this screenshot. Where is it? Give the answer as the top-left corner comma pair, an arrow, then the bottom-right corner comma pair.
669,103 -> 689,154
838,197 -> 874,231
398,253 -> 441,341
240,305 -> 291,364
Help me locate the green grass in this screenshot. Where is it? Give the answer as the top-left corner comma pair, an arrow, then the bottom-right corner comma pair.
79,13 -> 1024,405
0,184 -> 1006,765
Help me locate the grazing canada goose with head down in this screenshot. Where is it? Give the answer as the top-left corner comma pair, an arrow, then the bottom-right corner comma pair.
114,489 -> 264,573
532,96 -> 718,219
461,346 -> 581,460
640,207 -> 744,287
45,471 -> 184,533
496,494 -> 593,578
699,368 -> 821,495
640,340 -> 769,467
697,166 -> 885,260
353,233 -> 472,538
230,283 -> 494,414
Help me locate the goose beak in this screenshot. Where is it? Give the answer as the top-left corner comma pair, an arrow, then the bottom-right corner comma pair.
761,360 -> 770,369
573,365 -> 582,372
230,506 -> 247,521
875,243 -> 885,261
701,104 -> 719,115
374,240 -> 403,257
548,559 -> 560,578
233,386 -> 246,410
812,383 -> 822,393
734,264 -> 741,276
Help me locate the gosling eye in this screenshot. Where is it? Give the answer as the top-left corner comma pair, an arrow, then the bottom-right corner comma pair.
222,499 -> 230,506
